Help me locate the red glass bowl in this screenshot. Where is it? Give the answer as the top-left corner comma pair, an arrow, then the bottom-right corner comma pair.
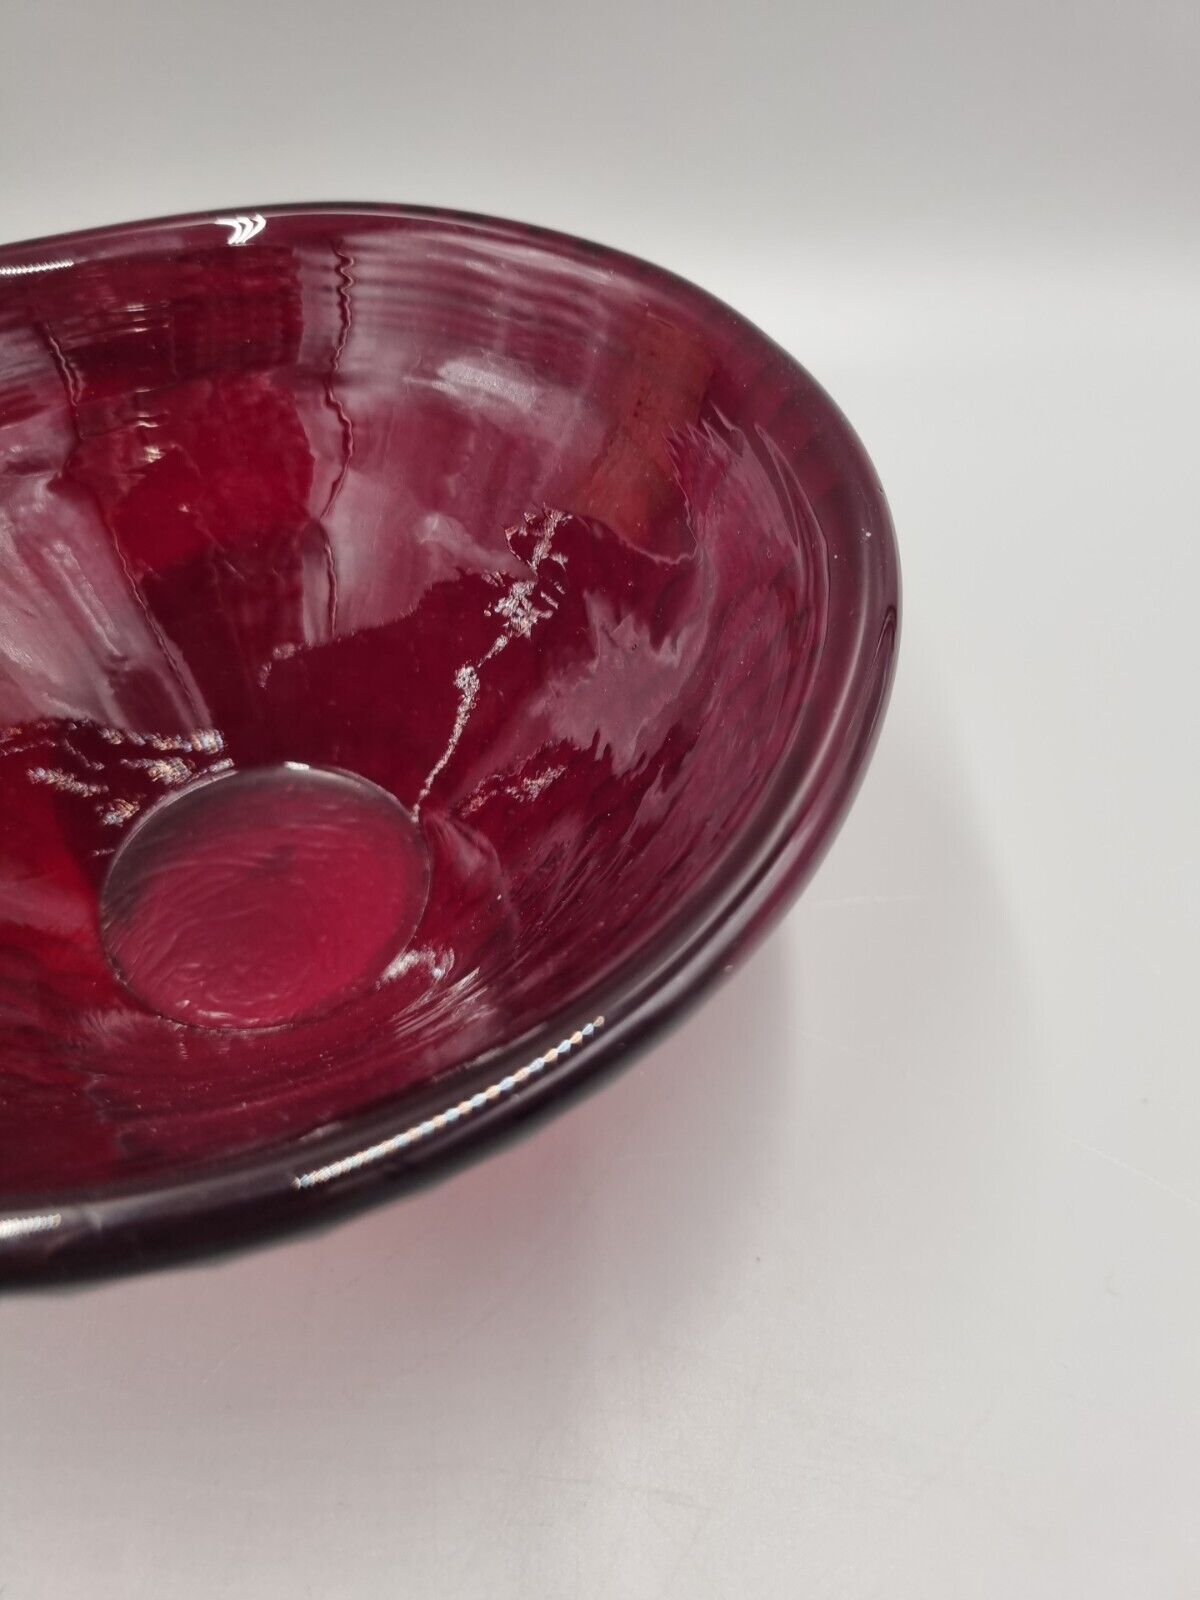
0,205 -> 898,1277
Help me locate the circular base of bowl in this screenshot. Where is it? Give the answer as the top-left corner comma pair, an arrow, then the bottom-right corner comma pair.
99,765 -> 430,1031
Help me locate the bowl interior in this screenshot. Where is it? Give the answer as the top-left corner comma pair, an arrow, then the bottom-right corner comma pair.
0,207 -> 895,1211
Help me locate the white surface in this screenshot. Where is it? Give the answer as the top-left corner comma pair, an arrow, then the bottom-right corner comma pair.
2,2 -> 1199,1595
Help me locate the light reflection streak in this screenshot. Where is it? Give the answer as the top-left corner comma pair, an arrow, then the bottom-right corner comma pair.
293,1016 -> 606,1189
0,1211 -> 61,1241
0,259 -> 74,277
215,214 -> 266,246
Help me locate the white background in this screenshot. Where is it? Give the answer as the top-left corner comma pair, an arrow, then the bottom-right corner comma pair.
3,2 -> 1199,1594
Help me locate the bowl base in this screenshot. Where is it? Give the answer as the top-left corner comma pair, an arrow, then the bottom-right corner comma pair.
98,764 -> 430,1032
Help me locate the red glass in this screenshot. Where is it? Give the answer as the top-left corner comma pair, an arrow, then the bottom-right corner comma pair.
0,205 -> 898,1276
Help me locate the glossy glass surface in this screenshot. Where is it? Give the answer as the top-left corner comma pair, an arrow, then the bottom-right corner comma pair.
0,205 -> 898,1274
